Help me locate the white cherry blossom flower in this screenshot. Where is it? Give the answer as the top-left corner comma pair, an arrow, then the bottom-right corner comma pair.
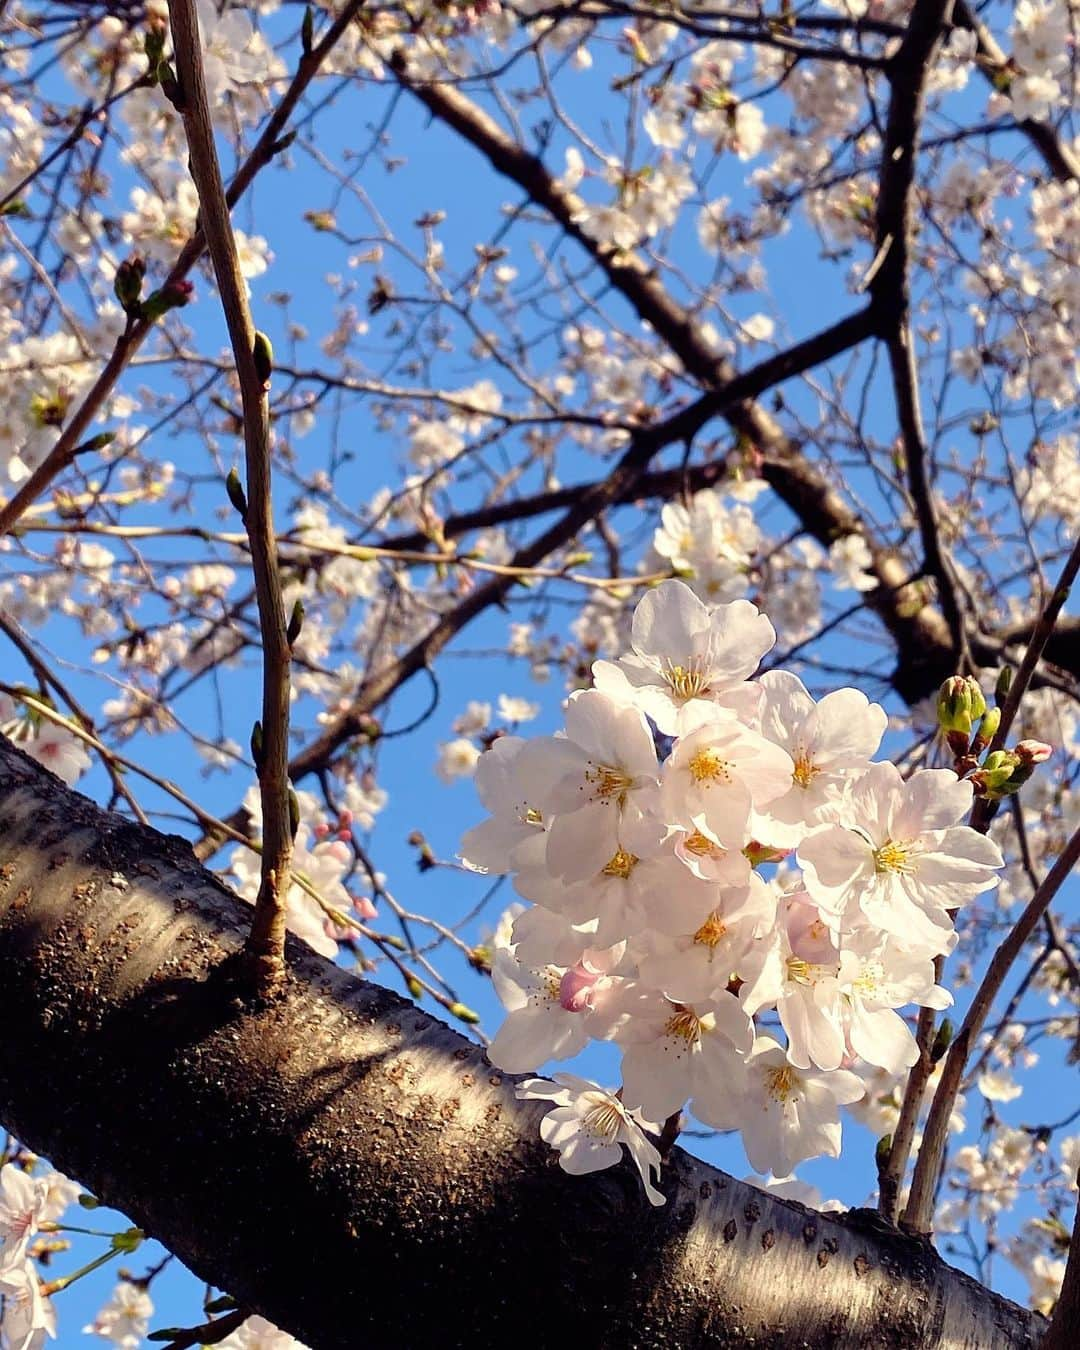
83,1282 -> 153,1348
697,1036 -> 864,1178
754,671 -> 887,843
798,763 -> 1003,954
459,736 -> 546,874
487,946 -> 618,1072
661,713 -> 794,849
593,581 -> 774,734
0,1256 -> 55,1350
517,690 -> 664,883
517,1074 -> 665,1206
0,1167 -> 48,1274
614,988 -> 753,1122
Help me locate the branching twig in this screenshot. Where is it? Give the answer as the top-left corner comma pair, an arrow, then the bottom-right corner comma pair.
902,821 -> 1080,1234
167,0 -> 293,991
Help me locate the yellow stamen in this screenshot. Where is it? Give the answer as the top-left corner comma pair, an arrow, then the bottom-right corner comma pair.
602,848 -> 639,879
664,661 -> 711,703
683,830 -> 720,857
765,1065 -> 800,1103
792,751 -> 819,788
585,763 -> 634,801
582,1099 -> 624,1142
693,912 -> 728,949
664,1008 -> 704,1045
874,839 -> 915,874
688,747 -> 732,784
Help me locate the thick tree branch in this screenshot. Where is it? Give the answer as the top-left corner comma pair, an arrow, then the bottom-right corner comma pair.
0,738 -> 1046,1349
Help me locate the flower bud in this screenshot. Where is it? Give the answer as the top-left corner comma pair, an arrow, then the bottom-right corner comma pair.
140,279 -> 194,323
937,675 -> 986,740
1015,739 -> 1052,765
113,254 -> 146,314
971,749 -> 1024,800
971,705 -> 1001,754
995,666 -> 1012,705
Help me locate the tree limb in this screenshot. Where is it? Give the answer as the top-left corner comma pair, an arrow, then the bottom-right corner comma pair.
0,737 -> 1046,1349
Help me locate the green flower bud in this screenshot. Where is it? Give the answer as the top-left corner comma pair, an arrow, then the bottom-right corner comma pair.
140,279 -> 194,322
937,675 -> 986,739
931,1018 -> 954,1064
971,705 -> 1001,754
252,330 -> 273,390
225,467 -> 247,518
114,255 -> 146,313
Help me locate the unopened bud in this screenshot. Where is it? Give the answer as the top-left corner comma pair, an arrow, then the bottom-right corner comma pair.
743,840 -> 790,867
995,666 -> 1013,705
301,4 -> 315,54
226,467 -> 247,518
1015,739 -> 1052,765
110,1227 -> 144,1253
875,1133 -> 893,1171
405,975 -> 423,1000
971,705 -> 1001,754
931,1018 -> 954,1064
250,720 -> 264,770
449,1001 -> 481,1025
288,787 -> 301,839
286,599 -> 304,646
140,279 -> 194,322
252,330 -> 273,390
937,675 -> 986,743
113,255 -> 146,314
971,749 -> 1024,801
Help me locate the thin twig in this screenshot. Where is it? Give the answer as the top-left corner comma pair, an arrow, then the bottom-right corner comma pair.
168,0 -> 293,991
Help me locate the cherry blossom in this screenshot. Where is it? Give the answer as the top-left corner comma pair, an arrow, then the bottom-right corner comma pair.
517,1074 -> 665,1206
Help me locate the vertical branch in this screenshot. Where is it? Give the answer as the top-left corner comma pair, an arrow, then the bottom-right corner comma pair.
1041,1179 -> 1080,1350
902,823 -> 1080,1234
167,0 -> 293,990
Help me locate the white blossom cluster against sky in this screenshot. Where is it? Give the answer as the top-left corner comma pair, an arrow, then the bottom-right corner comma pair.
0,0 -> 1077,1339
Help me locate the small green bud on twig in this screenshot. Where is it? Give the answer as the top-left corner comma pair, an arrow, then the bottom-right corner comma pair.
113,255 -> 146,313
971,705 -> 1001,755
931,1018 -> 954,1064
301,5 -> 316,54
252,330 -> 274,390
288,787 -> 301,839
449,1001 -> 481,1025
405,975 -> 423,1000
286,599 -> 305,646
250,720 -> 264,771
140,279 -> 193,323
995,666 -> 1012,705
226,467 -> 247,518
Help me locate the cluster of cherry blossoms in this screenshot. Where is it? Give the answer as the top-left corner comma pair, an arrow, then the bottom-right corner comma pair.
462,580 -> 1004,1203
0,1162 -> 81,1349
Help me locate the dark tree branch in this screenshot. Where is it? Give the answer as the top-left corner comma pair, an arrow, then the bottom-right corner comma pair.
0,738 -> 1047,1349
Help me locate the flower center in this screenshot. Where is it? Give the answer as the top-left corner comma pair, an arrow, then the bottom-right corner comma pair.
664,1008 -> 704,1045
683,830 -> 720,857
663,661 -> 711,703
693,912 -> 728,949
765,1065 -> 801,1103
585,762 -> 634,801
873,838 -> 917,874
602,848 -> 639,879
582,1099 -> 624,1142
688,748 -> 732,784
523,806 -> 543,826
792,751 -> 819,788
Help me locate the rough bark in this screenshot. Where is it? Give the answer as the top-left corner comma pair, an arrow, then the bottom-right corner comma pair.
0,739 -> 1045,1349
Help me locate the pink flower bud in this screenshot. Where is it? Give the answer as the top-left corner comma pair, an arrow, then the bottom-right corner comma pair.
559,963 -> 601,1013
1015,739 -> 1052,764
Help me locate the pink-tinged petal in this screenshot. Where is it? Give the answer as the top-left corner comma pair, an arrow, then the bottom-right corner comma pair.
546,802 -> 620,882
803,688 -> 888,766
631,579 -> 711,656
894,768 -> 974,836
848,1004 -> 918,1074
758,669 -> 814,751
798,827 -> 873,908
